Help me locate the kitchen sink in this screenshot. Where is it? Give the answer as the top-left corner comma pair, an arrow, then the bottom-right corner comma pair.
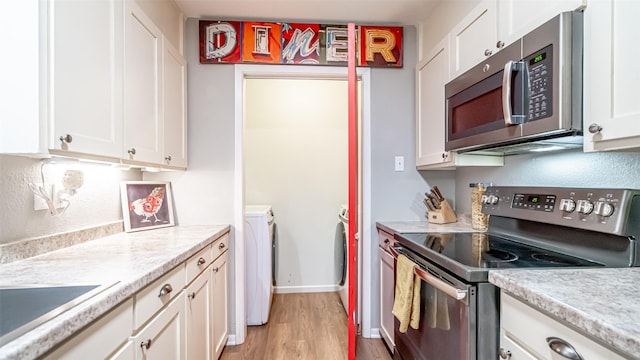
0,283 -> 116,347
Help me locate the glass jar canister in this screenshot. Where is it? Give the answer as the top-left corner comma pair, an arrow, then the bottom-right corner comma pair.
470,183 -> 489,230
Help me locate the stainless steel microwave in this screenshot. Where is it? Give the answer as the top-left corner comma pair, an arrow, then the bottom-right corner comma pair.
445,11 -> 584,155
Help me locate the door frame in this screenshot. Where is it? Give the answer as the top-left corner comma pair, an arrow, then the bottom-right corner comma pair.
232,64 -> 372,344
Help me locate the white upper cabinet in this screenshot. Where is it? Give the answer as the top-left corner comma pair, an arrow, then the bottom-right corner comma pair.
497,0 -> 587,47
123,0 -> 163,165
162,40 -> 188,169
450,0 -> 587,79
417,36 -> 503,169
450,0 -> 498,79
50,0 -> 123,159
583,0 -> 640,152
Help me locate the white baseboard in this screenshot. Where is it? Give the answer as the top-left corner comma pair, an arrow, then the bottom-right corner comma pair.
274,284 -> 339,294
366,328 -> 382,338
226,334 -> 237,346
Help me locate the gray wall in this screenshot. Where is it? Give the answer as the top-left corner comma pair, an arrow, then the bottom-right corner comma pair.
454,150 -> 640,213
154,19 -> 445,336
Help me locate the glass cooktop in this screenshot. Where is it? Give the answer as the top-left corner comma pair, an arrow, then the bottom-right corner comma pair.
395,232 -> 605,282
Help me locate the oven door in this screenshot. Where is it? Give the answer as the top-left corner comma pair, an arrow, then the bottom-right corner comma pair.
391,246 -> 477,360
445,40 -> 525,152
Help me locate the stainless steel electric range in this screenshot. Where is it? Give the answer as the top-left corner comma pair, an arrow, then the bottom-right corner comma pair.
391,186 -> 640,360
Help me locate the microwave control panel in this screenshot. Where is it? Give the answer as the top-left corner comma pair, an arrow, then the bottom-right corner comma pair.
526,44 -> 553,122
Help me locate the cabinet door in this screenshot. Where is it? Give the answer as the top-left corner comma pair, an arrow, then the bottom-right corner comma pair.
499,334 -> 537,360
42,298 -> 133,360
378,246 -> 395,350
416,37 -> 450,168
162,39 -> 187,169
583,0 -> 640,152
132,292 -> 185,360
211,252 -> 229,359
498,0 -> 586,47
450,0 -> 497,78
124,0 -> 163,164
50,0 -> 123,158
185,267 -> 212,360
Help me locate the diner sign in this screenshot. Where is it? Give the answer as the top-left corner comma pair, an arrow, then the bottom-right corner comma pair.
199,20 -> 403,68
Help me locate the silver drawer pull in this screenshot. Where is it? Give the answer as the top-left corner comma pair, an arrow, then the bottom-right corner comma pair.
218,243 -> 226,250
188,292 -> 196,300
546,337 -> 584,360
158,283 -> 173,297
197,257 -> 206,266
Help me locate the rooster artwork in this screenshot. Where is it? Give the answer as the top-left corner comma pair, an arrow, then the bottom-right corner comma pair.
129,186 -> 166,223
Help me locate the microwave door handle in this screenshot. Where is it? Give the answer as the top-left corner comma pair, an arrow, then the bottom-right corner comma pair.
502,60 -> 527,125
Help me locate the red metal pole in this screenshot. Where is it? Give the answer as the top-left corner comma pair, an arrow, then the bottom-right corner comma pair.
347,22 -> 357,360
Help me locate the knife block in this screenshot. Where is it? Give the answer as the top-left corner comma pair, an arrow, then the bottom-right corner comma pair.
427,200 -> 458,224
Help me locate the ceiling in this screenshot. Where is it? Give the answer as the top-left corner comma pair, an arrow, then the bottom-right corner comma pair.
174,0 -> 440,26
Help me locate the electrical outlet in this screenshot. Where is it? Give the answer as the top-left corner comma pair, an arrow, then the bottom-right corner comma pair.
33,183 -> 53,211
394,156 -> 405,171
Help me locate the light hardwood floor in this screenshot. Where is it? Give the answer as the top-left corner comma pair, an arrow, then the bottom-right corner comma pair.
220,292 -> 393,360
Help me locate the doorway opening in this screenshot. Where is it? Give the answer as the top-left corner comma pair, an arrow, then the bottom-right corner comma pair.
232,65 -> 371,351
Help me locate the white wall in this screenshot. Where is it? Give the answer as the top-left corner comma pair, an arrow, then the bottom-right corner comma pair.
0,155 -> 140,244
244,78 -> 348,290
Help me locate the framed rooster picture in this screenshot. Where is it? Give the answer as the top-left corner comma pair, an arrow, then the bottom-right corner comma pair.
120,181 -> 175,232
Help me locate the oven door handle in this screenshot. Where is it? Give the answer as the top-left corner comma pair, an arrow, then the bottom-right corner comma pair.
389,246 -> 468,301
413,267 -> 467,301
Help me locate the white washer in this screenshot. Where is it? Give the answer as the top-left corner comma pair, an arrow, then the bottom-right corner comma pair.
337,205 -> 349,314
245,205 -> 275,326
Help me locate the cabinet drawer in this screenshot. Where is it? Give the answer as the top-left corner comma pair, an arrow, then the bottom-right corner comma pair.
501,293 -> 627,359
212,233 -> 229,260
185,244 -> 213,284
134,264 -> 185,330
131,292 -> 185,360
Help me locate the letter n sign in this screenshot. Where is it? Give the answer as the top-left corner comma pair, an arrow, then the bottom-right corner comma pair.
359,26 -> 403,67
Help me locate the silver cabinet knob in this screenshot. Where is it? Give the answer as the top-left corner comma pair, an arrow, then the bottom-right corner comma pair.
213,267 -> 219,273
165,155 -> 172,161
127,148 -> 136,155
588,123 -> 603,134
158,283 -> 173,297
218,243 -> 226,250
187,292 -> 196,300
197,257 -> 206,266
59,134 -> 73,143
496,40 -> 505,49
141,339 -> 152,350
498,347 -> 511,359
484,49 -> 493,56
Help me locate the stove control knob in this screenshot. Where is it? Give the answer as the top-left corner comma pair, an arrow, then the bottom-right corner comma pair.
484,194 -> 499,205
594,201 -> 615,217
559,199 -> 576,212
577,200 -> 594,215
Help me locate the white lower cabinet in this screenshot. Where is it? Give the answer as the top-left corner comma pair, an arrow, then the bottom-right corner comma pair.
132,292 -> 186,360
185,263 -> 213,360
500,292 -> 627,359
211,252 -> 229,359
42,232 -> 229,360
42,298 -> 134,360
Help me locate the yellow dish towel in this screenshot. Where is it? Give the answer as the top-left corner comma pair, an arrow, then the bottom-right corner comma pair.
392,254 -> 421,333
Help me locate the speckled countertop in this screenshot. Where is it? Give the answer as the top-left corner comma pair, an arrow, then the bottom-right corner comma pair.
0,225 -> 230,360
489,268 -> 640,359
376,214 -> 477,234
